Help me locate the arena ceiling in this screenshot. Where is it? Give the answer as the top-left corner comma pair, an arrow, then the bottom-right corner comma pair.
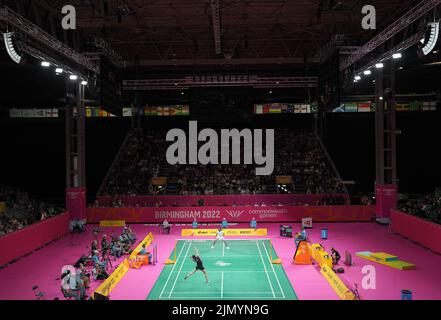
39,0 -> 419,67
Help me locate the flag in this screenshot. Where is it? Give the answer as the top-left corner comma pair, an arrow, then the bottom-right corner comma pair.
281,104 -> 293,113
45,108 -> 59,118
268,104 -> 281,114
9,109 -> 22,118
181,105 -> 190,115
22,109 -> 35,118
301,104 -> 310,113
33,109 -> 46,118
122,108 -> 132,117
345,103 -> 358,112
409,101 -> 422,112
86,108 -> 92,117
396,103 -> 410,112
162,106 -> 170,116
294,104 -> 302,113
357,103 -> 371,112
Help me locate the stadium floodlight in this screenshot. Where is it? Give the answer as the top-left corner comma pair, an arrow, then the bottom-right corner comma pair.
3,32 -> 22,64
421,22 -> 440,56
354,75 -> 361,81
55,68 -> 63,74
375,63 -> 384,69
392,52 -> 402,59
41,61 -> 50,67
363,70 -> 371,75
81,80 -> 88,86
379,97 -> 384,100
70,74 -> 78,80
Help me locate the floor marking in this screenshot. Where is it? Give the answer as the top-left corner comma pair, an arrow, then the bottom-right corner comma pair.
256,240 -> 275,298
262,240 -> 285,299
159,241 -> 188,299
168,241 -> 192,298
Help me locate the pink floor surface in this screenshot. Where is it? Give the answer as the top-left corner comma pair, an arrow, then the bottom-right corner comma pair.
0,222 -> 440,300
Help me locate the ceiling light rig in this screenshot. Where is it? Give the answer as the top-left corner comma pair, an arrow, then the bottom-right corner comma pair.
3,32 -> 22,64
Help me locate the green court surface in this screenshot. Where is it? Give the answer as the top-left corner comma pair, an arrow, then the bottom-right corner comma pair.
147,239 -> 298,300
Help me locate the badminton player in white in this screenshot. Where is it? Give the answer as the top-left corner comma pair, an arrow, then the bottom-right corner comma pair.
184,247 -> 209,283
211,227 -> 229,249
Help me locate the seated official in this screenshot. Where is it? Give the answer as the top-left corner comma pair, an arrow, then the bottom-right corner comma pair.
294,227 -> 308,247
192,218 -> 198,229
250,218 -> 257,229
92,263 -> 109,281
162,219 -> 171,234
221,218 -> 228,229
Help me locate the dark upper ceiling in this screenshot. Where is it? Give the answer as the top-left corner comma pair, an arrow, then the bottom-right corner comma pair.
27,0 -> 419,66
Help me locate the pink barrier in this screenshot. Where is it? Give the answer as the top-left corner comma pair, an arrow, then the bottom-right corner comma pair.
87,205 -> 375,223
391,210 -> 441,254
0,212 -> 70,266
96,193 -> 350,207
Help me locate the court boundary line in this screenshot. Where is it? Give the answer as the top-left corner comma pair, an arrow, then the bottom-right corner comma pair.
262,239 -> 286,299
256,240 -> 275,298
221,272 -> 224,299
168,241 -> 192,298
159,241 -> 188,299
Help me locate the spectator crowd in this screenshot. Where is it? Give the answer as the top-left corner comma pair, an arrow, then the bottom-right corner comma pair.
0,184 -> 64,236
99,128 -> 346,198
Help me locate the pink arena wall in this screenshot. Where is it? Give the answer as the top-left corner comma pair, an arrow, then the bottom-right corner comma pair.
87,205 -> 375,223
96,193 -> 350,207
0,212 -> 70,266
391,210 -> 441,254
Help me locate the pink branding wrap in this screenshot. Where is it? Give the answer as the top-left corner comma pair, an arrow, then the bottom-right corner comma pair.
87,205 -> 375,223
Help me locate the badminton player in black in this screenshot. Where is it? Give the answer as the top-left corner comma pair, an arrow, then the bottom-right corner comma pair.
184,248 -> 209,283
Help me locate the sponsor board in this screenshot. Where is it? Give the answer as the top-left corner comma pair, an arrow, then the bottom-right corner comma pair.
87,205 -> 375,223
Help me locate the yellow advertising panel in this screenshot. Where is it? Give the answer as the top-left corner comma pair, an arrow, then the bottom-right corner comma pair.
94,259 -> 129,298
181,228 -> 267,237
129,232 -> 154,260
320,264 -> 355,300
0,202 -> 5,214
100,220 -> 126,227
